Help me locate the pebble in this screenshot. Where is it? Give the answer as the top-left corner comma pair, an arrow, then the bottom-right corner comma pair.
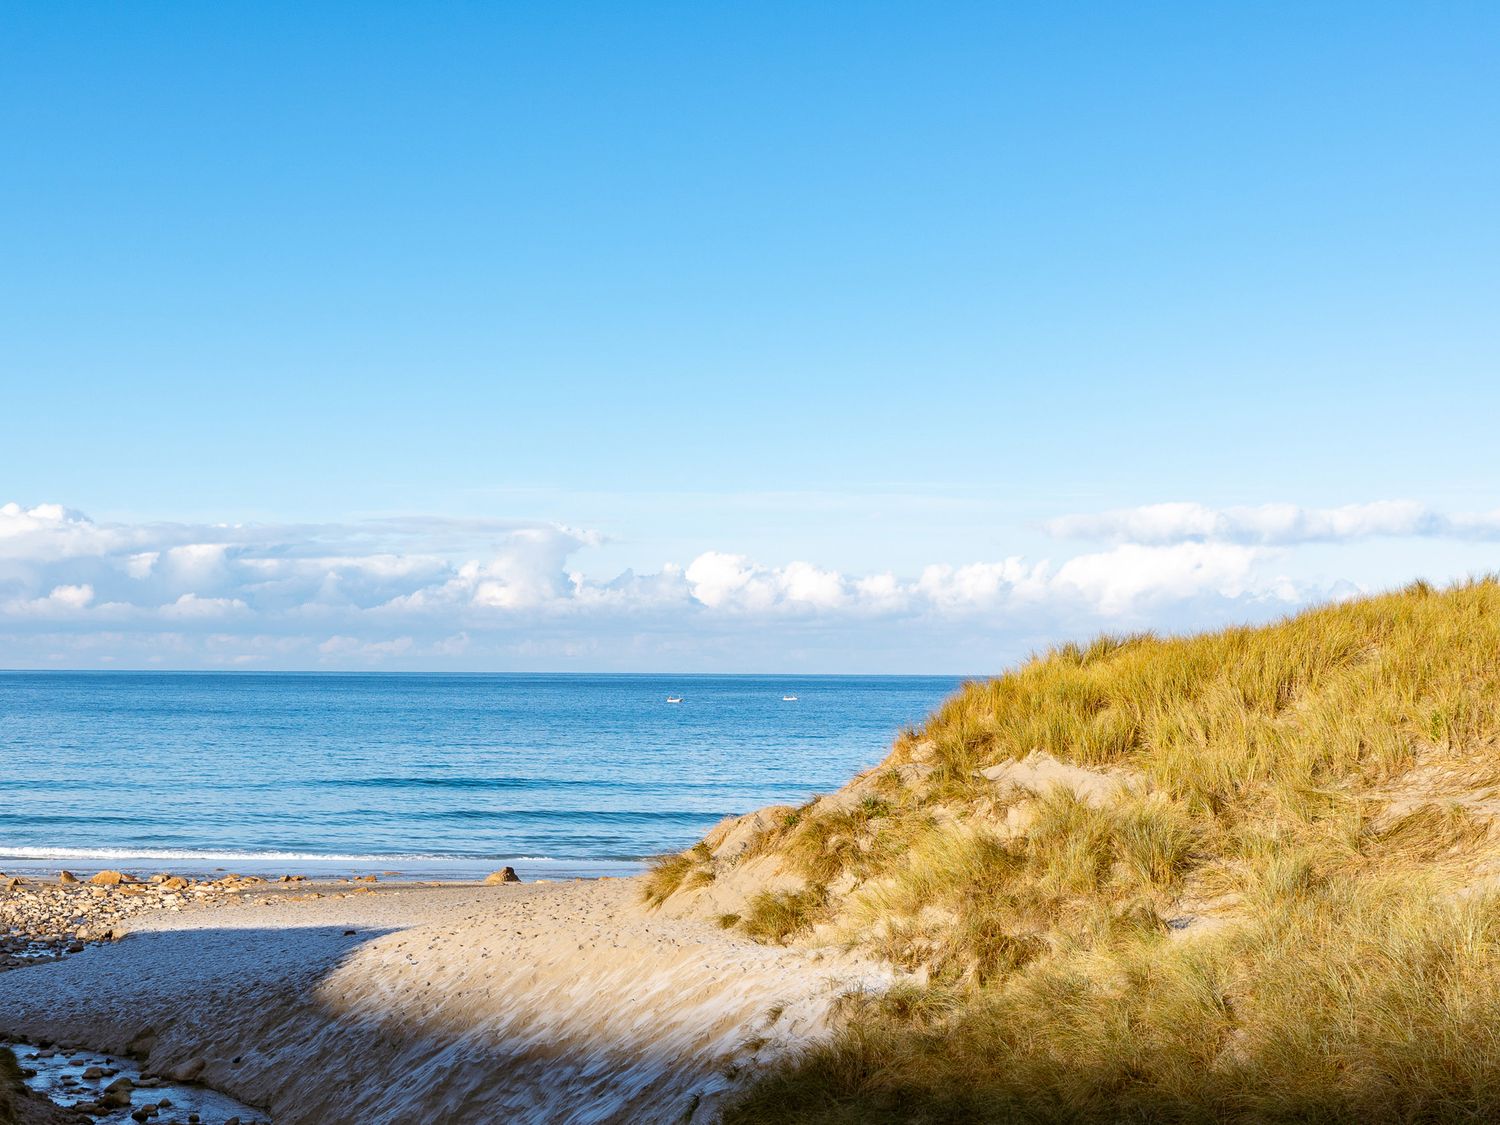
0,871 -> 309,971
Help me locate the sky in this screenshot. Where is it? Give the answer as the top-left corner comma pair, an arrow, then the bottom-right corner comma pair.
2,2 -> 1498,672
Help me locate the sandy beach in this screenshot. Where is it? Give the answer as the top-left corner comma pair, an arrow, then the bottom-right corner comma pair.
0,875 -> 888,1123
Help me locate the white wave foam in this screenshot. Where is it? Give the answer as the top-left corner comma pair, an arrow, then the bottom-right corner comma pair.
0,847 -> 561,864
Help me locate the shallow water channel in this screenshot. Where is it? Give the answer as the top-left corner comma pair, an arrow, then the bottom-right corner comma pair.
8,1041 -> 266,1124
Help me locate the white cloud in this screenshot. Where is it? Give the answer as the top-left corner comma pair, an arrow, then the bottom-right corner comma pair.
4,582 -> 97,617
0,502 -> 134,561
916,559 -> 1036,612
1046,500 -> 1500,545
162,543 -> 231,584
47,583 -> 95,610
0,496 -> 1446,669
160,593 -> 249,619
1050,542 -> 1267,615
681,554 -> 861,612
124,552 -> 159,579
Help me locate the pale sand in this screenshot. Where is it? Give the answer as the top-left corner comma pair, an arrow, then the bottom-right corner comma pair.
0,878 -> 888,1124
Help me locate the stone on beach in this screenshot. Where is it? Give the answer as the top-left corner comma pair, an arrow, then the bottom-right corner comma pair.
484,866 -> 520,884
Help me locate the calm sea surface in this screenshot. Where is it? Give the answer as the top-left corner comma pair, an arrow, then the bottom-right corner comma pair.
0,672 -> 962,880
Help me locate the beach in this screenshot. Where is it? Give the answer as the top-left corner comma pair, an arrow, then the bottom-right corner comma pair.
0,674 -> 949,1123
0,872 -> 889,1123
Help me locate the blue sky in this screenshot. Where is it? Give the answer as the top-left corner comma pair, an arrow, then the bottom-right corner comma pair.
2,3 -> 1498,670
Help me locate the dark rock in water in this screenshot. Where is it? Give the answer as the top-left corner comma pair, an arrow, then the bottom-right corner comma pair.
100,1087 -> 133,1109
484,866 -> 521,884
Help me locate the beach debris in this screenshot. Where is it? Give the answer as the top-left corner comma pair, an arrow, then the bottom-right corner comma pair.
484,866 -> 521,884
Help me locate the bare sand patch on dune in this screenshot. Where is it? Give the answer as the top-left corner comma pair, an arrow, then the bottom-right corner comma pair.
0,878 -> 888,1124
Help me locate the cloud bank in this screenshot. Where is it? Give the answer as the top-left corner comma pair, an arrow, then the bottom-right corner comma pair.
0,498 -> 1424,670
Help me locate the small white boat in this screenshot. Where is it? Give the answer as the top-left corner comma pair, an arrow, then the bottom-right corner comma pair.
666,695 -> 684,704
782,695 -> 799,702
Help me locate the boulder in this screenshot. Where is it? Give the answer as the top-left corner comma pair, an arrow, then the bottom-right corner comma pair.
89,870 -> 130,887
100,1087 -> 133,1109
57,870 -> 78,884
484,867 -> 521,884
171,1057 -> 206,1081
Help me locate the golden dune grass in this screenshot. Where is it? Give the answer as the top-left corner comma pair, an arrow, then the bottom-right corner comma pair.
693,578 -> 1500,1122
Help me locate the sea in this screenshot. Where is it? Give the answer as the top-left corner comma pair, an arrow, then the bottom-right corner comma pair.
0,672 -> 964,882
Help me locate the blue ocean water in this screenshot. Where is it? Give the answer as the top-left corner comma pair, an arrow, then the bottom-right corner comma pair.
0,672 -> 962,881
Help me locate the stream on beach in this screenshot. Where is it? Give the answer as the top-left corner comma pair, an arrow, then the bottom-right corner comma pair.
8,1040 -> 265,1124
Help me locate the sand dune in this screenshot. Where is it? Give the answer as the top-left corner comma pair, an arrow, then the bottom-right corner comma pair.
0,879 -> 888,1124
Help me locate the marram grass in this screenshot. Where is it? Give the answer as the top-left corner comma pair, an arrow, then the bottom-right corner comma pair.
706,578 -> 1500,1122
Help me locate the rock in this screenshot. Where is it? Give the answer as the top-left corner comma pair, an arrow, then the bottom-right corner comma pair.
353,874 -> 377,882
83,1066 -> 105,1079
89,870 -> 129,886
58,870 -> 78,884
174,1057 -> 205,1080
484,866 -> 521,884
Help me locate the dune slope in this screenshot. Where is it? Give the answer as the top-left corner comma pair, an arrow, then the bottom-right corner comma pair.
645,579 -> 1500,1123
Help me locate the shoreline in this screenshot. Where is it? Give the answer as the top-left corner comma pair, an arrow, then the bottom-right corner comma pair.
0,855 -> 648,886
0,868 -> 887,1123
